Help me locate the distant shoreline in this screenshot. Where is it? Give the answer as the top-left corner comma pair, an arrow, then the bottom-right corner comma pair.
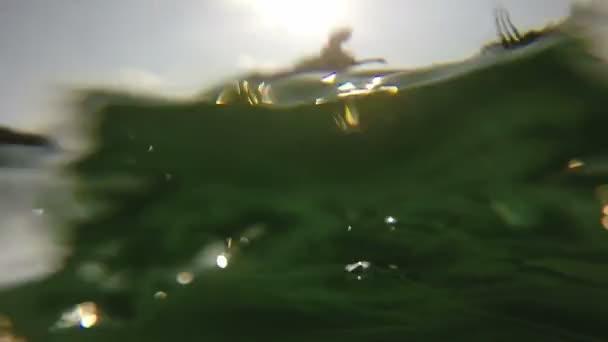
0,127 -> 53,148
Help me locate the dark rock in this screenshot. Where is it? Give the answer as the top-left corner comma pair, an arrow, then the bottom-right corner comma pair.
0,126 -> 54,148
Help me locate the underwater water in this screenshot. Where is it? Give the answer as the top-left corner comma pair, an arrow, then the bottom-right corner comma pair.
2,26 -> 608,341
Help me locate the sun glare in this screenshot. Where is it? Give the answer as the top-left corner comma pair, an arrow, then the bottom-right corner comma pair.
234,0 -> 352,36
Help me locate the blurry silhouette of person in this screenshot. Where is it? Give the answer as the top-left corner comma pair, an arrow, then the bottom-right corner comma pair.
295,27 -> 387,72
249,28 -> 387,81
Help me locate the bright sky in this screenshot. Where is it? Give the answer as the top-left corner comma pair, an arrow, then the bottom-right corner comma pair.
0,0 -> 573,131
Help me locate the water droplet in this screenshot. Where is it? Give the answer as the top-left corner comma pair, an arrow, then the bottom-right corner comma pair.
80,314 -> 98,329
165,173 -> 173,181
345,261 -> 371,273
148,145 -> 154,152
365,76 -> 384,90
347,225 -> 353,232
176,271 -> 194,285
239,236 -> 250,245
568,159 -> 584,169
388,264 -> 399,270
337,82 -> 356,92
216,254 -> 229,269
379,85 -> 399,95
344,102 -> 359,127
315,97 -> 328,105
193,241 -> 227,271
334,102 -> 360,131
154,291 -> 167,300
32,208 -> 45,216
384,216 -> 398,225
54,302 -> 100,330
321,73 -> 337,85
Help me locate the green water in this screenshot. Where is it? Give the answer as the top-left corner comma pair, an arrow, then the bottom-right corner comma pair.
2,37 -> 608,341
